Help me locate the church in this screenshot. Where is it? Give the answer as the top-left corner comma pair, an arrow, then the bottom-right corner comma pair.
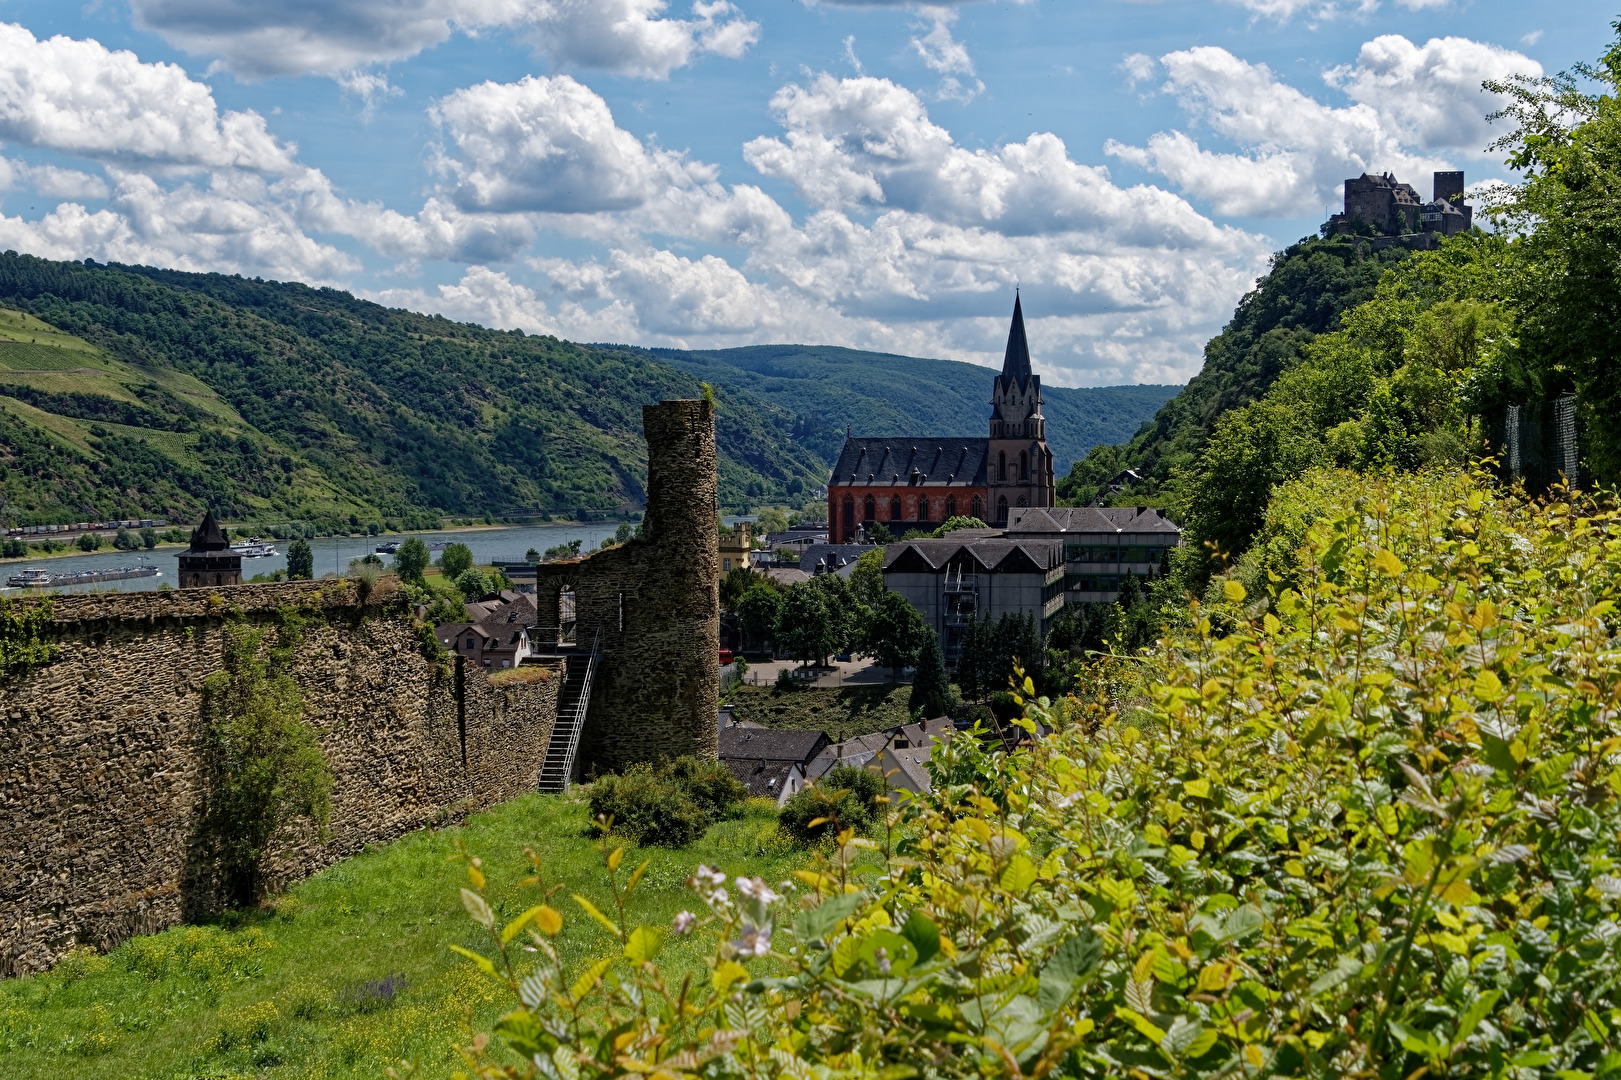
827,295 -> 1055,541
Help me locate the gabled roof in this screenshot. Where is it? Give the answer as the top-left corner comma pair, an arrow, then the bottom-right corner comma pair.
723,759 -> 802,800
829,438 -> 988,487
718,727 -> 831,765
1005,506 -> 1182,537
881,538 -> 1059,574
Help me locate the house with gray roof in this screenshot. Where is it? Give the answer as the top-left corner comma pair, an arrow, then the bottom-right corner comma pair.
718,728 -> 832,806
882,536 -> 1064,661
1005,505 -> 1182,603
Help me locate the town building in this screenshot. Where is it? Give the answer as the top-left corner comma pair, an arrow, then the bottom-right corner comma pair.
1004,506 -> 1182,603
881,535 -> 1065,660
175,511 -> 241,588
1322,171 -> 1473,247
719,523 -> 752,573
718,727 -> 831,806
827,294 -> 1055,539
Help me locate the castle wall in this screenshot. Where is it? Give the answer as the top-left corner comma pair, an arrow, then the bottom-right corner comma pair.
0,580 -> 558,976
532,400 -> 719,773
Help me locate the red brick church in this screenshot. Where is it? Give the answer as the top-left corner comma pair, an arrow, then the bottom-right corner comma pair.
828,294 -> 1055,541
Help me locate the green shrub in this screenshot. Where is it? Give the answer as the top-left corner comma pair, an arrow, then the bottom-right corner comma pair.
664,755 -> 748,820
586,765 -> 709,848
778,764 -> 884,845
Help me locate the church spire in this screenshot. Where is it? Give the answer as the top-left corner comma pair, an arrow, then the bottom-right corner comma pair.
1001,291 -> 1032,383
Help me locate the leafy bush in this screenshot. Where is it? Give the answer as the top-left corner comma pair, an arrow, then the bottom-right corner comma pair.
585,756 -> 747,847
778,764 -> 885,845
453,566 -> 493,600
438,542 -> 473,579
444,466 -> 1621,1079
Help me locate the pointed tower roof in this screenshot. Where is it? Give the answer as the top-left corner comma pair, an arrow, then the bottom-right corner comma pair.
1001,292 -> 1032,383
187,510 -> 230,552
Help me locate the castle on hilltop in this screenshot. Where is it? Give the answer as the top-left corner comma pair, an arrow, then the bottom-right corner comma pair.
1322,170 -> 1473,249
826,294 -> 1055,540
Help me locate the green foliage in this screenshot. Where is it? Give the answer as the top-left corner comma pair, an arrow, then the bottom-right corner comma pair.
1058,236 -> 1417,507
586,756 -> 747,848
543,539 -> 582,562
454,567 -> 495,600
779,765 -> 886,845
448,466 -> 1621,1080
754,506 -> 790,535
0,596 -> 56,673
735,583 -> 782,652
438,542 -> 473,580
0,538 -> 24,558
847,547 -> 885,607
285,538 -> 314,580
392,537 -> 429,583
908,629 -> 953,718
930,515 -> 987,536
202,619 -> 333,904
719,565 -> 764,612
75,532 -> 101,551
955,610 -> 1043,699
776,582 -> 837,667
859,590 -> 929,673
865,520 -> 893,544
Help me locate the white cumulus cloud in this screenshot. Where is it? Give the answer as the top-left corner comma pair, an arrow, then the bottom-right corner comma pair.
129,0 -> 757,81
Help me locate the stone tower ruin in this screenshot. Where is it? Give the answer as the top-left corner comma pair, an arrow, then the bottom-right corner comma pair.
533,399 -> 720,773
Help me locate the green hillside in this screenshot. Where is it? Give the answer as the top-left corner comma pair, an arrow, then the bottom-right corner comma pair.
1057,236 -> 1416,506
647,344 -> 1180,475
0,253 -> 1177,528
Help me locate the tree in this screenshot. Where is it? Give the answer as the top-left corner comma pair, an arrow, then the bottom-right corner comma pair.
930,516 -> 987,537
76,531 -> 101,551
114,526 -> 135,550
393,537 -> 429,583
286,538 -> 314,580
867,521 -> 892,544
524,547 -> 541,564
776,583 -> 835,668
755,506 -> 790,535
0,538 -> 24,558
848,548 -> 885,608
861,591 -> 929,677
909,629 -> 952,718
615,522 -> 634,544
808,572 -> 857,657
720,565 -> 764,612
439,542 -> 474,579
736,584 -> 783,653
140,526 -> 157,550
454,566 -> 495,600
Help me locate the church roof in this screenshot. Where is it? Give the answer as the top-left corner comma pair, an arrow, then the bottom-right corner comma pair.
1001,292 -> 1033,383
829,438 -> 988,487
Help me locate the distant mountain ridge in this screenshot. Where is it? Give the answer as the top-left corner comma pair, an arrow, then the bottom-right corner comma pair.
646,344 -> 1180,477
0,252 -> 1178,528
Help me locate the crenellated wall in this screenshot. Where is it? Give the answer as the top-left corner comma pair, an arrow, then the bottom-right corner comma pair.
0,580 -> 558,976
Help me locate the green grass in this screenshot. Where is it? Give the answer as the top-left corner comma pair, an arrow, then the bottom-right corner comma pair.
729,683 -> 915,740
0,792 -> 818,1079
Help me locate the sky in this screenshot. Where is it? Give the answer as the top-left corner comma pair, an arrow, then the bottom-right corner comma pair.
0,1 -> 1606,387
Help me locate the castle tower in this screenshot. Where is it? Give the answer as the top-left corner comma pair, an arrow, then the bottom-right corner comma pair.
986,293 -> 1055,523
175,510 -> 241,588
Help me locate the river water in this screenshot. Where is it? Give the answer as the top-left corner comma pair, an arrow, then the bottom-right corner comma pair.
1,521 -> 639,595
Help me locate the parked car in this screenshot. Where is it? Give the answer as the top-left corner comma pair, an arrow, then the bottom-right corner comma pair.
719,648 -> 734,665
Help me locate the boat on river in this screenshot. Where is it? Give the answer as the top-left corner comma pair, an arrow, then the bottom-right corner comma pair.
8,564 -> 160,588
230,538 -> 277,558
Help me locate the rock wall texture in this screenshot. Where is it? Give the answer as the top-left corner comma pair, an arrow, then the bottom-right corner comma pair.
0,580 -> 558,976
535,399 -> 720,773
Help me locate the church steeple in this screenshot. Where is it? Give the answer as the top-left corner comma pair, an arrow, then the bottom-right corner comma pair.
1001,291 -> 1032,384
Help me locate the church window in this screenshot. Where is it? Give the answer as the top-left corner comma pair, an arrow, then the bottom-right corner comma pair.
1017,496 -> 1027,507
890,496 -> 902,521
864,495 -> 875,521
917,497 -> 929,521
842,496 -> 854,541
998,451 -> 1007,482
946,495 -> 957,518
971,495 -> 982,519
996,496 -> 1008,523
1020,451 -> 1028,480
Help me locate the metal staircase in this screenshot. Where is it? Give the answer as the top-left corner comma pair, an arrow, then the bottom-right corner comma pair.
537,628 -> 601,794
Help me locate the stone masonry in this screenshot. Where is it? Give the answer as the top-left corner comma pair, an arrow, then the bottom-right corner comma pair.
533,399 -> 720,773
0,579 -> 558,975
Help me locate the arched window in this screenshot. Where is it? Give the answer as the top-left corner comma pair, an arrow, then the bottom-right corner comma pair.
998,451 -> 1007,482
890,496 -> 902,521
970,495 -> 981,519
864,495 -> 875,521
996,496 -> 1008,523
842,495 -> 855,541
1020,451 -> 1029,480
1017,495 -> 1027,508
917,496 -> 930,521
946,495 -> 957,519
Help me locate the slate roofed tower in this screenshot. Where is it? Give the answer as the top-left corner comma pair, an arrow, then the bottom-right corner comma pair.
986,291 -> 1055,522
176,509 -> 242,588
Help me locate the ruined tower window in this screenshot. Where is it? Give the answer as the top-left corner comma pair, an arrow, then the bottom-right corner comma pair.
558,585 -> 577,646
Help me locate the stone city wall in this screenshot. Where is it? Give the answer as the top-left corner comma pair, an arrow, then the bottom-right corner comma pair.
0,579 -> 558,976
533,399 -> 720,774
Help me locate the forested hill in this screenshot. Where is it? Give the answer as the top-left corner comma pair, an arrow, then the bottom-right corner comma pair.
1057,236 -> 1416,506
0,253 -> 1174,529
645,345 -> 1179,480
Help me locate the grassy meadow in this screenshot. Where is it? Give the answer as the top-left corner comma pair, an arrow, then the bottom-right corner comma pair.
0,792 -> 823,1080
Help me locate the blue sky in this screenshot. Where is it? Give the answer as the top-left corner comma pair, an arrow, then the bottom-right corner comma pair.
0,0 -> 1606,386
